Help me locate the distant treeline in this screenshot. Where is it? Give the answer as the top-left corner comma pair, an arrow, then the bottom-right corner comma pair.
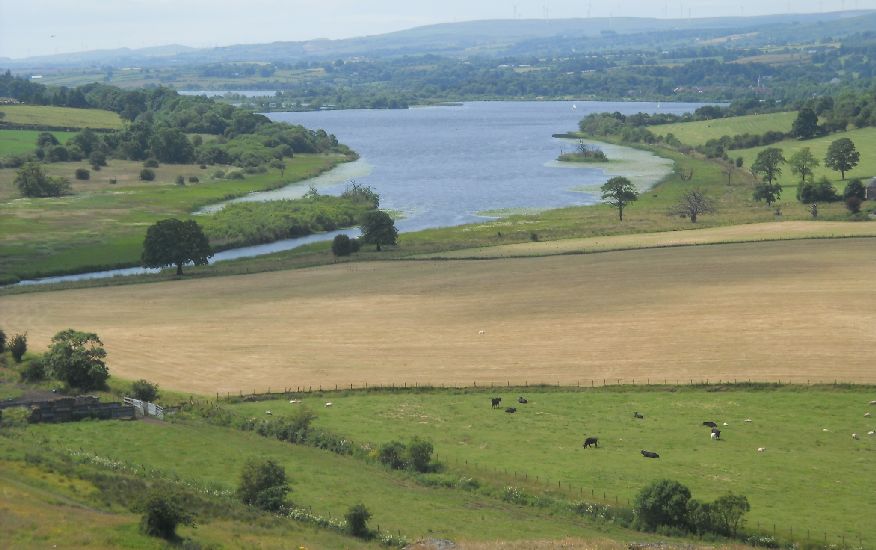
0,72 -> 355,168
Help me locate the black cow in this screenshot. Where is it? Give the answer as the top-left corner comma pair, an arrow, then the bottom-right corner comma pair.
505,407 -> 517,414
491,397 -> 502,409
583,437 -> 599,449
703,421 -> 718,428
711,428 -> 721,440
517,396 -> 528,404
641,450 -> 660,459
633,411 -> 644,419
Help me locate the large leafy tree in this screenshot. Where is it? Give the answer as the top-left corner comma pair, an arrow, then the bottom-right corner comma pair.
791,108 -> 818,139
237,459 -> 290,512
44,329 -> 109,390
634,479 -> 692,531
788,147 -> 819,184
824,138 -> 860,180
752,182 -> 782,206
141,219 -> 213,276
751,147 -> 786,185
669,190 -> 717,223
600,176 -> 639,221
359,210 -> 398,251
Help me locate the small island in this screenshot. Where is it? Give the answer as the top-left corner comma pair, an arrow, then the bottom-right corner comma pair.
558,140 -> 609,163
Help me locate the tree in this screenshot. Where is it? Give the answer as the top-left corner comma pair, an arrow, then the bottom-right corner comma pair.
149,127 -> 195,164
600,176 -> 639,221
131,379 -> 159,401
788,148 -> 820,184
139,488 -> 195,540
407,437 -> 434,473
825,138 -> 860,180
36,132 -> 59,148
14,162 -> 71,197
378,441 -> 407,470
74,168 -> 90,180
798,176 -> 839,203
10,333 -> 27,363
710,493 -> 750,536
89,151 -> 107,170
634,479 -> 692,531
669,190 -> 717,223
752,182 -> 782,206
139,168 -> 155,181
237,458 -> 290,512
751,148 -> 786,185
359,211 -> 397,251
345,503 -> 372,538
846,196 -> 863,214
331,234 -> 355,257
843,178 -> 866,201
791,108 -> 819,139
44,329 -> 109,390
141,219 -> 213,276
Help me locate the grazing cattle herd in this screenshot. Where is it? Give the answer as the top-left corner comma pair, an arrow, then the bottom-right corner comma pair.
486,396 -> 876,459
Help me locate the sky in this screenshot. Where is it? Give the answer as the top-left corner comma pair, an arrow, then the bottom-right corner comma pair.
1,0 -> 874,59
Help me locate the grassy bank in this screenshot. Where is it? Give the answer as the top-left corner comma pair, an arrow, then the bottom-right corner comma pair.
651,112 -> 796,147
0,154 -> 347,281
0,104 -> 124,130
0,129 -> 73,156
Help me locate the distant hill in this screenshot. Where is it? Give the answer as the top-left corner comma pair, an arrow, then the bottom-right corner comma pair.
3,10 -> 874,68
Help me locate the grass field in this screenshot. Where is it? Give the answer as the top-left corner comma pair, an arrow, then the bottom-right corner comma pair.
0,154 -> 346,281
0,104 -> 124,130
651,112 -> 796,147
418,221 -> 876,258
0,129 -> 72,156
229,386 -> 876,546
2,238 -> 875,394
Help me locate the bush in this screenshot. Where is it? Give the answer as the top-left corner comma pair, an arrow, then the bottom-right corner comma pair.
378,441 -> 407,470
710,493 -> 750,536
212,170 -> 225,179
344,503 -> 372,538
143,158 -> 159,168
331,234 -> 355,257
227,171 -> 245,180
798,176 -> 839,203
139,489 -> 195,540
175,175 -> 185,186
10,333 -> 27,363
237,458 -> 290,512
0,328 -> 5,353
109,178 -> 117,184
140,168 -> 155,181
188,176 -> 199,183
633,479 -> 692,532
407,437 -> 434,473
846,196 -> 863,213
843,178 -> 866,201
20,357 -> 46,383
131,379 -> 159,401
74,168 -> 90,180
89,151 -> 107,169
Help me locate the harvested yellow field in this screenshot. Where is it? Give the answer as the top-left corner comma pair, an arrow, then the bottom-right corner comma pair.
421,221 -> 876,258
3,238 -> 875,394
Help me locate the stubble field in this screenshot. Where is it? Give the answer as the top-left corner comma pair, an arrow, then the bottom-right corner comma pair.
2,238 -> 875,393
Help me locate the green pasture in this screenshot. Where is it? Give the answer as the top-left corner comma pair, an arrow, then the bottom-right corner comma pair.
735,126 -> 876,190
650,112 -> 796,147
0,154 -> 345,281
23,418 -> 649,545
0,104 -> 124,130
0,129 -> 72,156
231,386 -> 876,546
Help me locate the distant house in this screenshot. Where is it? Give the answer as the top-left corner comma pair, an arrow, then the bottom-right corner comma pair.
866,178 -> 876,201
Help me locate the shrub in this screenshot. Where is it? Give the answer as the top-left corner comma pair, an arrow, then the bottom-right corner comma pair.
843,178 -> 866,201
46,145 -> 69,162
139,489 -> 195,540
175,175 -> 185,186
227,171 -> 245,180
407,437 -> 434,473
131,379 -> 159,402
74,168 -> 90,180
378,441 -> 407,470
89,151 -> 107,169
10,333 -> 27,363
20,357 -> 46,382
15,163 -> 71,197
710,493 -> 750,536
188,176 -> 199,183
143,158 -> 159,168
798,176 -> 839,203
344,503 -> 372,538
331,234 -> 354,257
633,479 -> 692,532
140,168 -> 155,181
237,458 -> 290,512
0,328 -> 5,353
109,178 -> 117,184
846,196 -> 863,213
212,170 -> 225,179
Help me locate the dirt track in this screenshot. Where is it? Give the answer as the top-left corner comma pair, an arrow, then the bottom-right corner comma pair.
2,238 -> 875,393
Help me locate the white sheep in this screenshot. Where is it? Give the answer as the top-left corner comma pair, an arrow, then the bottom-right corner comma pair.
865,412 -> 871,418
868,431 -> 875,436
289,399 -> 302,404
478,330 -> 486,335
324,402 -> 333,407
757,447 -> 766,452
744,418 -> 753,423
265,410 -> 272,415
869,400 -> 876,405
822,428 -> 829,432
723,422 -> 729,426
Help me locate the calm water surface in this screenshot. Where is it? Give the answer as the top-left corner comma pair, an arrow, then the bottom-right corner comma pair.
21,101 -> 707,285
